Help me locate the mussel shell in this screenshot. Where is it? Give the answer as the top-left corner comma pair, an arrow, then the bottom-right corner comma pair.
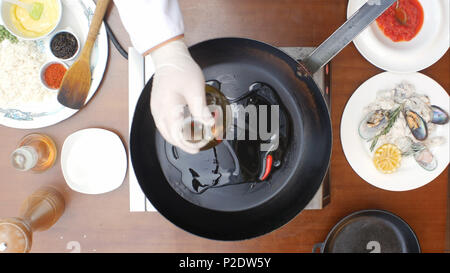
404,97 -> 433,122
404,110 -> 428,141
413,144 -> 437,171
431,105 -> 449,125
358,110 -> 388,140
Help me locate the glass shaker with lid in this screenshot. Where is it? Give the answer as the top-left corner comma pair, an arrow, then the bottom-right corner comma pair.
10,133 -> 57,172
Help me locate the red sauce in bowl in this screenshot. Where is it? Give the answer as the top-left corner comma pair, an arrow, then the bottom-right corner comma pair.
376,0 -> 424,42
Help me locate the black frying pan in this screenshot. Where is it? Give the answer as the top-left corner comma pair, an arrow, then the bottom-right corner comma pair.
313,210 -> 421,253
130,0 -> 396,240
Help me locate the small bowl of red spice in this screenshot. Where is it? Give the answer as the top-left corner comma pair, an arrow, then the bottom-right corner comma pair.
40,61 -> 68,91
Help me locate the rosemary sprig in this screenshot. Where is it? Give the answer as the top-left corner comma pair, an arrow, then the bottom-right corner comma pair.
369,106 -> 402,152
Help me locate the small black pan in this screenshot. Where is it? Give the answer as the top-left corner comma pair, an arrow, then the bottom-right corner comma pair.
313,210 -> 421,253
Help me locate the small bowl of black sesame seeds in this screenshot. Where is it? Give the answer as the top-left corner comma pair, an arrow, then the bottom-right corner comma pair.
49,30 -> 80,61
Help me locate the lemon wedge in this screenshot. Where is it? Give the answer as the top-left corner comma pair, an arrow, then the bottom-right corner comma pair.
373,143 -> 402,174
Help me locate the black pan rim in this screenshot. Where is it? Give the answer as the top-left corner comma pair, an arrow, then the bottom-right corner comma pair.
320,209 -> 421,253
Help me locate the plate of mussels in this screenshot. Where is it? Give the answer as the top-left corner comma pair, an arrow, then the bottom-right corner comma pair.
341,72 -> 449,191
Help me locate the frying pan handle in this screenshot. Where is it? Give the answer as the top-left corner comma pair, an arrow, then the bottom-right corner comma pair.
298,0 -> 396,76
312,242 -> 325,253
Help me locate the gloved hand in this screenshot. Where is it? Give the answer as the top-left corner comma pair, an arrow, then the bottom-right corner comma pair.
150,39 -> 214,154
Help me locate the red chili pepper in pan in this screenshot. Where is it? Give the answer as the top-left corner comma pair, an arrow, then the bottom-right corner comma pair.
260,154 -> 273,181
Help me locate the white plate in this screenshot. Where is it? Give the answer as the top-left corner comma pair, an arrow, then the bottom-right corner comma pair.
61,128 -> 127,195
347,0 -> 449,73
341,72 -> 449,191
0,0 -> 109,129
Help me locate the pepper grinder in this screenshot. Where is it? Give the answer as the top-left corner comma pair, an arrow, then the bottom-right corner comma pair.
0,187 -> 65,253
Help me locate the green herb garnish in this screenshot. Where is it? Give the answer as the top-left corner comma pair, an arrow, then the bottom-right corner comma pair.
369,106 -> 402,152
0,25 -> 18,44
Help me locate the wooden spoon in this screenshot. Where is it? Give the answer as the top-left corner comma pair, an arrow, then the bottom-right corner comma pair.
57,0 -> 111,110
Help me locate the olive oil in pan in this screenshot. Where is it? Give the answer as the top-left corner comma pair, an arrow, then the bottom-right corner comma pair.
166,82 -> 290,194
166,141 -> 241,194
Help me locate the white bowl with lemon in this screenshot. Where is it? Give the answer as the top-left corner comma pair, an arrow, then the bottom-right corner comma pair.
0,0 -> 62,40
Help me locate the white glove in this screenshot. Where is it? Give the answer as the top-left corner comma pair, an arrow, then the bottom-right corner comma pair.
150,39 -> 215,154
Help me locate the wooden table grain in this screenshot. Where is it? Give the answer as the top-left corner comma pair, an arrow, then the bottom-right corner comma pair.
0,0 -> 448,253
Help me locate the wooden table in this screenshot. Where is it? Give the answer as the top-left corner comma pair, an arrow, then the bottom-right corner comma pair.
0,0 -> 448,253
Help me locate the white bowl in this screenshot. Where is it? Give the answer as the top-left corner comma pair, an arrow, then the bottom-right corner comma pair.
0,0 -> 62,41
347,0 -> 450,73
61,128 -> 127,195
39,60 -> 68,91
48,29 -> 80,61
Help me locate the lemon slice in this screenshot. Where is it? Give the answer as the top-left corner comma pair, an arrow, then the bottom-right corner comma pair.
373,143 -> 402,174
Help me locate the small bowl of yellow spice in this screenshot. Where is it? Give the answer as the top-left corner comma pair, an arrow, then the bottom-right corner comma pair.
0,0 -> 62,40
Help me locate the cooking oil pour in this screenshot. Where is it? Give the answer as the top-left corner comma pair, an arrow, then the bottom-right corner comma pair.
180,84 -> 231,151
162,81 -> 291,197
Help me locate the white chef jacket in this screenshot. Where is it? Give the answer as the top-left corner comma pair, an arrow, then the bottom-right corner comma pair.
113,0 -> 185,55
